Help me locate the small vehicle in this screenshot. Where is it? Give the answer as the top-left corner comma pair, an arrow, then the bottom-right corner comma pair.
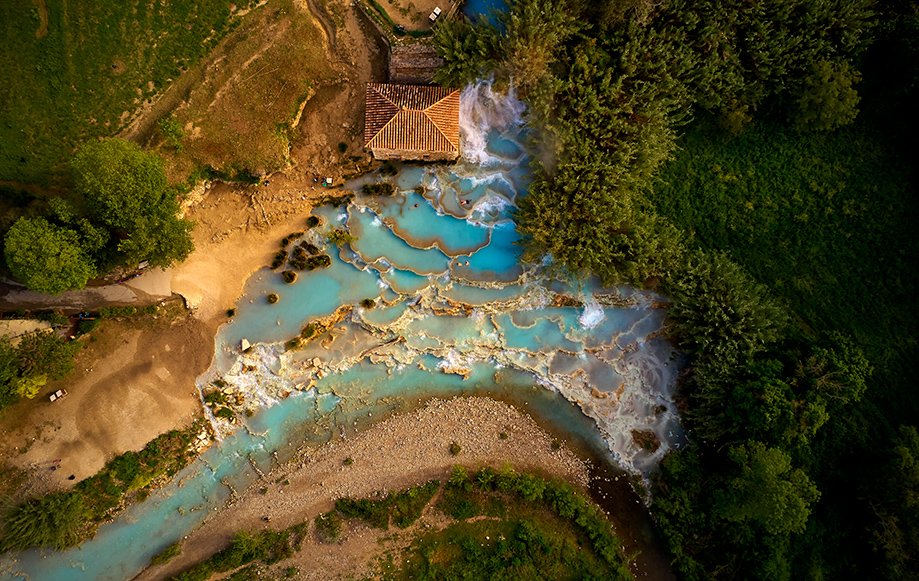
49,389 -> 68,403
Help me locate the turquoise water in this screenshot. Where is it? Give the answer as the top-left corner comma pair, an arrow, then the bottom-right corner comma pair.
3,82 -> 684,580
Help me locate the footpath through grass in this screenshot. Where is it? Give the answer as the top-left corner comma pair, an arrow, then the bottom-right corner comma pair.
651,118 -> 919,403
0,0 -> 253,185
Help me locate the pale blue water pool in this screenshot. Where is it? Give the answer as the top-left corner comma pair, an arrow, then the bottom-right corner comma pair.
3,81 -> 684,581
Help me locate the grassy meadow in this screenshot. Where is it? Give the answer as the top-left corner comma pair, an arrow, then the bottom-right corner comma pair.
651,117 -> 919,417
0,1 -> 257,187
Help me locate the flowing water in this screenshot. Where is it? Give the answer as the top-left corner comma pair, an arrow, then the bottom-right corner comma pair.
3,81 -> 684,580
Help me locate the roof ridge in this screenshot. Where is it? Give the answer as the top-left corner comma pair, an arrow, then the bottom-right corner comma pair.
423,90 -> 460,149
368,83 -> 400,110
368,110 -> 405,148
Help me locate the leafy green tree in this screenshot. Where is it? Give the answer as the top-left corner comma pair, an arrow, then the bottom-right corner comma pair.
71,139 -> 169,231
499,0 -> 578,90
433,20 -> 499,86
666,251 -> 788,374
70,138 -> 193,268
794,333 -> 871,411
1,492 -> 85,550
794,60 -> 862,131
872,425 -> 919,578
3,217 -> 96,294
715,441 -> 820,535
15,331 -> 78,381
0,339 -> 18,408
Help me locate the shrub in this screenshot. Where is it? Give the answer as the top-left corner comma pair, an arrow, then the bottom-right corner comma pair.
390,480 -> 439,528
0,492 -> 85,550
226,308 -> 236,318
266,293 -> 279,304
281,271 -> 297,284
214,407 -> 235,420
314,512 -> 342,543
327,228 -> 354,247
449,442 -> 462,456
78,318 -> 101,334
150,541 -> 182,565
361,183 -> 396,196
305,216 -> 321,228
335,497 -> 390,529
99,306 -> 138,318
337,142 -> 348,153
360,298 -> 376,309
270,250 -> 287,269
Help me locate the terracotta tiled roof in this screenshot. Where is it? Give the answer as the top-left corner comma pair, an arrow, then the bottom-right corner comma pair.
365,83 -> 460,154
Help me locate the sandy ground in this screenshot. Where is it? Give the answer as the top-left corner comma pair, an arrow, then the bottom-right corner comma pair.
138,397 -> 592,580
0,0 -> 386,498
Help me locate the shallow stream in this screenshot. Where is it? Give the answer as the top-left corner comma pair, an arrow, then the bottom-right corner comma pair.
5,82 -> 683,580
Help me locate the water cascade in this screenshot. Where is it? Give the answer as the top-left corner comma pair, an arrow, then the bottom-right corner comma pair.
3,81 -> 683,581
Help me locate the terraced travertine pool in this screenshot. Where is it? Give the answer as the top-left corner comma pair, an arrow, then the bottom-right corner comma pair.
6,81 -> 684,581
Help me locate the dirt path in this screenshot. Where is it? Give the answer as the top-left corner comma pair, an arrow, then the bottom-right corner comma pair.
0,0 -> 388,501
137,397 -> 593,580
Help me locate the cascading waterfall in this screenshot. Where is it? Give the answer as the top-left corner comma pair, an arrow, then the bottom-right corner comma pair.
211,80 -> 685,475
3,80 -> 685,581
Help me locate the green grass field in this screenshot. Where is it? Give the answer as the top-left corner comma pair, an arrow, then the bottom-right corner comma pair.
0,1 -> 250,186
651,117 -> 919,413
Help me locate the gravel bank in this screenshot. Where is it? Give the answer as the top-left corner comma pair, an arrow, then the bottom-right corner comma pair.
139,396 -> 591,579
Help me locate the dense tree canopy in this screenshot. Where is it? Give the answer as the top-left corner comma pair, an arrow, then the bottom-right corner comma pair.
70,139 -> 193,268
3,217 -> 96,294
2,139 -> 194,293
438,0 -> 916,578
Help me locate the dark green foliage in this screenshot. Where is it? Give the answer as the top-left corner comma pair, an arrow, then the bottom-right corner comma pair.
395,517 -> 624,580
335,496 -> 391,529
305,216 -> 321,228
794,60 -> 862,131
281,270 -> 297,284
359,298 -> 375,309
425,466 -> 630,578
171,524 -> 307,581
157,117 -> 185,151
99,306 -> 138,318
0,331 -> 79,405
14,331 -> 78,382
433,19 -> 499,86
327,227 -> 353,247
226,308 -> 236,318
214,407 -> 235,420
449,441 -> 461,456
871,426 -> 919,578
150,541 -> 182,566
651,119 -> 915,371
313,511 -> 341,543
389,480 -> 439,528
71,139 -> 193,269
0,492 -> 85,551
77,318 -> 101,335
266,293 -> 279,304
360,183 -> 395,196
499,0 -> 579,91
0,423 -> 201,550
334,480 -> 439,530
665,251 -> 788,374
715,441 -> 819,536
3,217 -> 96,294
